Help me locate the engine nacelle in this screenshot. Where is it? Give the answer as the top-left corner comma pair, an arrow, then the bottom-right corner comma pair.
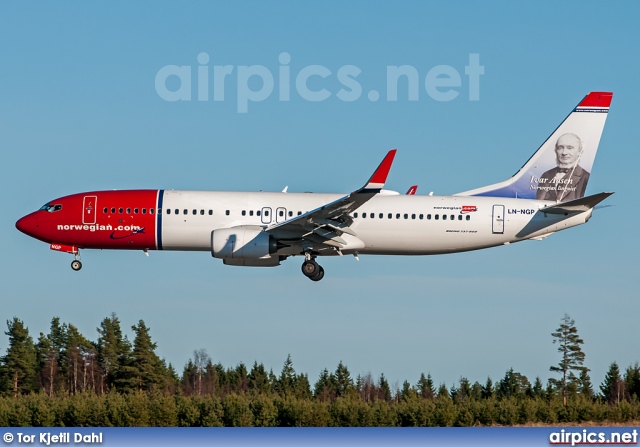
211,227 -> 278,260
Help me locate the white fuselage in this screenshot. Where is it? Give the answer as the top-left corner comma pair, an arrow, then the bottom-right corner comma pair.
159,190 -> 590,255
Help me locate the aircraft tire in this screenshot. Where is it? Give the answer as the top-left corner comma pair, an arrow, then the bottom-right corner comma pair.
71,260 -> 82,271
310,266 -> 325,281
301,260 -> 319,278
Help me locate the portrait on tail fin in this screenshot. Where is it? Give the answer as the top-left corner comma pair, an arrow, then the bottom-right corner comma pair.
454,92 -> 612,200
534,133 -> 590,202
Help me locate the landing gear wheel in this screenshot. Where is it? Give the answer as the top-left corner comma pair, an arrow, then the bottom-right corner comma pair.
71,260 -> 82,271
301,260 -> 320,278
309,266 -> 325,282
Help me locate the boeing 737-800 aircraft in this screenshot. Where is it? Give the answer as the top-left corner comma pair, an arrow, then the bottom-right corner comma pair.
16,92 -> 613,281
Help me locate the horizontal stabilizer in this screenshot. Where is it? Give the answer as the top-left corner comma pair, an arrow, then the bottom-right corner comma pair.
540,192 -> 613,215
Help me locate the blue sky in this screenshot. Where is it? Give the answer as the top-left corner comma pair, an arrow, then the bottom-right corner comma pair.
1,1 -> 639,392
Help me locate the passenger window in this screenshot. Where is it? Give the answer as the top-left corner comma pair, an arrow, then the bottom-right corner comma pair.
297,211 -> 302,216
404,214 -> 408,219
142,208 -> 147,214
427,214 -> 431,220
443,215 -> 447,220
183,209 -> 188,215
411,214 -> 416,219
279,210 -> 284,217
111,207 -> 116,214
225,210 -> 230,216
354,213 -> 358,218
242,210 -> 246,216
192,210 -> 197,215
419,214 -> 423,220
249,210 -> 254,216
200,210 -> 204,215
103,207 -> 108,213
370,213 -> 374,218
288,211 -> 293,217
126,208 -> 131,214
119,208 -> 123,214
388,213 -> 392,219
265,210 -> 269,216
135,208 -> 139,214
362,213 -> 366,218
166,209 -> 171,215
151,209 -> 156,215
379,213 -> 383,219
466,215 -> 470,221
208,210 -> 212,215
396,213 -> 400,219
458,215 -> 462,220
257,210 -> 261,216
435,215 -> 439,220
451,215 -> 455,220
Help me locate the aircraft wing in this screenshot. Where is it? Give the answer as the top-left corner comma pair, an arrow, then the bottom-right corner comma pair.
539,192 -> 614,214
266,150 -> 397,247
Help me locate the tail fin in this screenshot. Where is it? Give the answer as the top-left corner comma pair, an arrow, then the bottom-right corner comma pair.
455,92 -> 612,201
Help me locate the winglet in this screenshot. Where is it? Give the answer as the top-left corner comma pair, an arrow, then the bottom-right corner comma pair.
364,149 -> 397,191
406,185 -> 418,195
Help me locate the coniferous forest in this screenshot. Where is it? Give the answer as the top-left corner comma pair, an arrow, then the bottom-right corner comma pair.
0,313 -> 638,427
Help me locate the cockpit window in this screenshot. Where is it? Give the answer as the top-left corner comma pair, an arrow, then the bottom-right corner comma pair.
40,204 -> 62,212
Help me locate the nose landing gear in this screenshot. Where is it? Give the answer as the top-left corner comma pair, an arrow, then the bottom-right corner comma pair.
70,251 -> 82,271
301,255 -> 324,281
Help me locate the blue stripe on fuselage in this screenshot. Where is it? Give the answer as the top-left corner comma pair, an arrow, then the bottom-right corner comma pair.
156,189 -> 164,250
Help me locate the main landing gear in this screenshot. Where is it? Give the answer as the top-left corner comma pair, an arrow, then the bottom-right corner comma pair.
301,254 -> 324,281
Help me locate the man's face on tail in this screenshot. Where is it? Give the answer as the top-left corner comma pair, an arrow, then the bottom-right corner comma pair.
555,133 -> 583,169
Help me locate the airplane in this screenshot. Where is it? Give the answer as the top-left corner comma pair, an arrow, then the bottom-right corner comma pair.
16,92 -> 613,281
406,185 -> 418,195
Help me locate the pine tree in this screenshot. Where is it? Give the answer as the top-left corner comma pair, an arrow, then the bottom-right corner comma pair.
481,377 -> 494,399
624,363 -> 640,402
416,373 -> 435,400
1,318 -> 37,397
496,368 -> 530,399
378,373 -> 392,402
532,377 -> 545,399
278,354 -> 296,397
437,382 -> 450,400
600,362 -> 623,405
130,320 -> 164,391
334,361 -> 355,398
294,373 -> 312,399
550,313 -> 587,405
96,313 -> 130,393
248,362 -> 270,394
578,369 -> 594,399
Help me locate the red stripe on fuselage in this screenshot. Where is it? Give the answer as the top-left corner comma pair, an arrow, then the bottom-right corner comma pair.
24,190 -> 159,250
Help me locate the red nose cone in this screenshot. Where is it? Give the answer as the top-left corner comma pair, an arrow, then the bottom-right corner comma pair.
16,214 -> 37,237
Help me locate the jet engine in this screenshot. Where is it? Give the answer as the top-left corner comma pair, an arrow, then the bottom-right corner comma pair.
211,227 -> 278,260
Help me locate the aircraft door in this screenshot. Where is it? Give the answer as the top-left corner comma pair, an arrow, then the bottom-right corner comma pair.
276,207 -> 287,223
82,195 -> 98,225
492,205 -> 504,234
261,207 -> 272,224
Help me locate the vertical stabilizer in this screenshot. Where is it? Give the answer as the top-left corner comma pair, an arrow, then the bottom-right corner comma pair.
455,92 -> 612,201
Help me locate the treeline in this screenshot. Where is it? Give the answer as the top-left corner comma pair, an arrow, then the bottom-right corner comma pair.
0,315 -> 639,426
